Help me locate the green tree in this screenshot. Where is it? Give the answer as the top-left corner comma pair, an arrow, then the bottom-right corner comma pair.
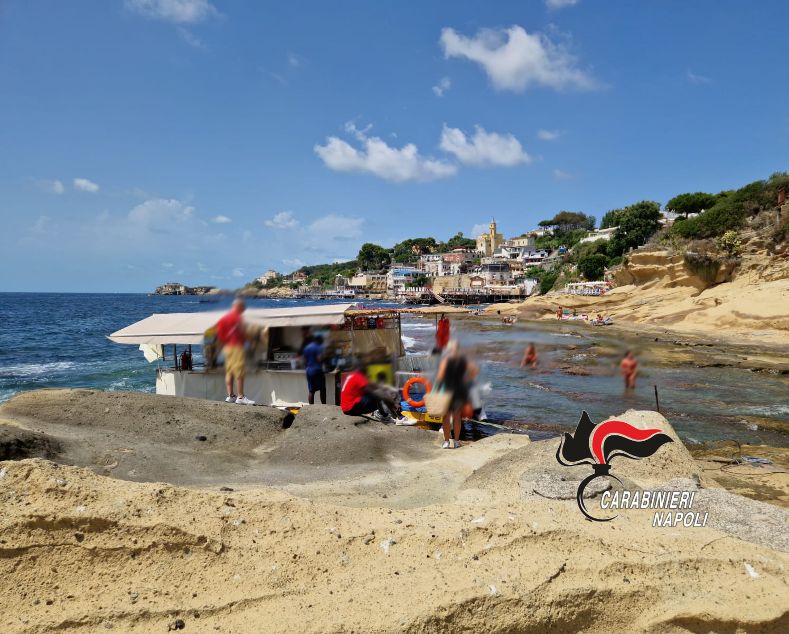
666,192 -> 717,218
391,237 -> 438,263
577,254 -> 609,281
600,208 -> 624,229
608,201 -> 662,256
357,243 -> 391,271
445,232 -> 476,250
539,211 -> 595,233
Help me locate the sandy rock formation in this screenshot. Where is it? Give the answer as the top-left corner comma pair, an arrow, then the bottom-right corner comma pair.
505,241 -> 789,342
0,390 -> 787,632
256,286 -> 295,298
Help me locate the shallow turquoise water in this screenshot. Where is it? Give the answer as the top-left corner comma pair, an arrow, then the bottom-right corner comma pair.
401,315 -> 789,447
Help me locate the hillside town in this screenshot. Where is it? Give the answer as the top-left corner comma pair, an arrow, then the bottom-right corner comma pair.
243,216 -> 623,303
155,175 -> 789,307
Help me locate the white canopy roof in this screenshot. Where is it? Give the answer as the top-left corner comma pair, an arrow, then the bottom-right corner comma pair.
108,304 -> 355,345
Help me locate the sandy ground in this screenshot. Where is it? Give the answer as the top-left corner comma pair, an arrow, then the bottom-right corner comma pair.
1,390 -> 788,633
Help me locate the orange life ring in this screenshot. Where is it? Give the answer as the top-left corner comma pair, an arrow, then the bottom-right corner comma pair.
402,376 -> 432,408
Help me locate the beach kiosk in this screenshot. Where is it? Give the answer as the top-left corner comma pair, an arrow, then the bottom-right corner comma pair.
109,304 -> 405,407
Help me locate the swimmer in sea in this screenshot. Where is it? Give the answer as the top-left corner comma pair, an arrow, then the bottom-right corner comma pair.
520,343 -> 538,369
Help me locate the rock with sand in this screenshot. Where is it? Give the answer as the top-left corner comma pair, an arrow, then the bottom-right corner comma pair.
0,390 -> 787,632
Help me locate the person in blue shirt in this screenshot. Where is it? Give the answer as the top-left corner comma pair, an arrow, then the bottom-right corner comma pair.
303,334 -> 326,404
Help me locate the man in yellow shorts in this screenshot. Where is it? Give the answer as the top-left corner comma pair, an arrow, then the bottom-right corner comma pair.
216,298 -> 255,405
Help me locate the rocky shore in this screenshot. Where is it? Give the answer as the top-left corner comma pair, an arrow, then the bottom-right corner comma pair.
488,240 -> 789,352
0,390 -> 787,632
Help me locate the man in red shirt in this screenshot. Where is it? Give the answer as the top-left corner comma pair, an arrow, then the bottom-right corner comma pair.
216,298 -> 255,405
341,362 -> 402,422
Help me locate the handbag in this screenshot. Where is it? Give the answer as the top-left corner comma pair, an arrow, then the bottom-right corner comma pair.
425,385 -> 453,417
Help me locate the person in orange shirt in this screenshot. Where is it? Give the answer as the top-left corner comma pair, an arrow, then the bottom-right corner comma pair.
620,350 -> 638,390
434,314 -> 450,353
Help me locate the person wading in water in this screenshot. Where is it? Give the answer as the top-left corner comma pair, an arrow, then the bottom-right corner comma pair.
434,313 -> 450,354
620,350 -> 638,390
521,343 -> 538,369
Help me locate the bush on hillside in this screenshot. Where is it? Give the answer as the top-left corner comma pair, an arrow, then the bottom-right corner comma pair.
600,208 -> 624,229
683,252 -> 722,285
577,254 -> 609,281
570,239 -> 609,263
716,230 -> 742,256
672,173 -> 789,240
539,269 -> 561,295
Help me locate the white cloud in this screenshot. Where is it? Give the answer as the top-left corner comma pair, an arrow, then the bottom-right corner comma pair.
265,211 -> 299,229
432,76 -> 452,97
537,129 -> 561,141
553,168 -> 575,181
38,179 -> 64,194
283,258 -> 306,269
315,125 -> 456,183
440,25 -> 596,92
73,178 -> 99,193
126,198 -> 197,234
210,215 -> 232,224
177,27 -> 205,48
686,69 -> 712,84
470,223 -> 489,238
306,214 -> 363,242
288,53 -> 304,67
16,193 -> 368,288
125,0 -> 216,24
32,215 -> 53,233
546,0 -> 579,9
440,125 -> 531,167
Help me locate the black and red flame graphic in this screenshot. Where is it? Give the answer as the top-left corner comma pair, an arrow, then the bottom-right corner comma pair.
557,412 -> 673,521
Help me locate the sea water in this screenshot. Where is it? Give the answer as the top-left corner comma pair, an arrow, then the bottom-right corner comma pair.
1,293 -> 787,447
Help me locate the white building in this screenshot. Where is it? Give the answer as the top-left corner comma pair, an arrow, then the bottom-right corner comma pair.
349,273 -> 387,292
386,266 -> 422,294
579,227 -> 617,244
256,270 -> 281,285
508,234 -> 537,249
522,250 -> 551,265
470,262 -> 513,285
419,252 -> 475,277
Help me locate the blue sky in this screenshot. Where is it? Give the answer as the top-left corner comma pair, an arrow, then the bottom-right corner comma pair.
1,0 -> 787,292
